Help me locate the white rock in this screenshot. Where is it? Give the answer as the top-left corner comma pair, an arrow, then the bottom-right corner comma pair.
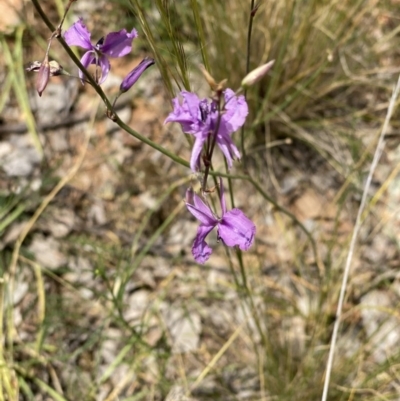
161,304 -> 201,353
28,235 -> 67,270
360,290 -> 400,363
123,290 -> 150,322
0,134 -> 42,177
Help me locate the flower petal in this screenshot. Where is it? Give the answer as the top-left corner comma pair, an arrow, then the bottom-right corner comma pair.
223,88 -> 248,132
97,54 -> 111,84
190,135 -> 206,172
192,224 -> 214,264
186,193 -> 217,226
64,18 -> 93,50
165,91 -> 202,134
216,128 -> 241,169
218,209 -> 255,250
101,28 -> 138,58
78,51 -> 96,82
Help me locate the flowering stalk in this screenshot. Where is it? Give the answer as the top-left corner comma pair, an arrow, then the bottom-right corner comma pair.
31,0 -> 115,109
164,87 -> 248,186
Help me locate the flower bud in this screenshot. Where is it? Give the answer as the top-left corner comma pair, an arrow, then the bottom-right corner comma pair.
36,57 -> 50,97
120,57 -> 155,93
241,60 -> 275,88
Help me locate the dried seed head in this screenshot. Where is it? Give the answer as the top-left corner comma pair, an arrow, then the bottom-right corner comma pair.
26,60 -> 66,77
25,60 -> 42,73
49,60 -> 65,76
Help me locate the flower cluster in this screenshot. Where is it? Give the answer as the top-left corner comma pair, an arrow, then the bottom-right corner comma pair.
165,89 -> 248,172
27,15 -> 154,97
165,81 -> 256,263
28,0 -> 274,263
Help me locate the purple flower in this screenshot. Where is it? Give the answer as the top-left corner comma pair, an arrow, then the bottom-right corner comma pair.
120,57 -> 155,92
165,89 -> 248,171
64,18 -> 138,84
185,180 -> 255,264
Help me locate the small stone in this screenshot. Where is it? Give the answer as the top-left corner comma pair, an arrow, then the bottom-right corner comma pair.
88,201 -> 107,225
360,290 -> 400,363
0,134 -> 42,177
123,290 -> 150,323
28,235 -> 67,270
161,304 -> 201,353
46,208 -> 76,238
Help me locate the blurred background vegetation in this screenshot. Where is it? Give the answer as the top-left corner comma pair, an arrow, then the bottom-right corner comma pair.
1,0 -> 400,400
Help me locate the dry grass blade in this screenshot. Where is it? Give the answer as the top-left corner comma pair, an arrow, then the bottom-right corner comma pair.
321,74 -> 400,401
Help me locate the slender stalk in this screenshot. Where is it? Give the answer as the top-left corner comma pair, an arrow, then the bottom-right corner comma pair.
320,74 -> 400,401
115,116 -> 189,169
240,0 -> 257,168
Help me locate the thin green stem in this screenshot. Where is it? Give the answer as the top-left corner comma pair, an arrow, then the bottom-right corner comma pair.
115,116 -> 189,168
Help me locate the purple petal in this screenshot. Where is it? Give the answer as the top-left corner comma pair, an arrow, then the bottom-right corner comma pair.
223,88 -> 248,132
64,18 -> 93,50
218,209 -> 255,250
97,54 -> 111,84
101,28 -> 138,58
216,128 -> 241,169
190,135 -> 206,172
164,92 -> 203,134
78,51 -> 96,82
120,57 -> 155,92
192,224 -> 214,264
186,193 -> 217,226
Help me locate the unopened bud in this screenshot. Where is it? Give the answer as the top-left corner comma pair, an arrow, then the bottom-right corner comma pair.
36,57 -> 50,97
241,60 -> 275,88
120,57 -> 155,93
